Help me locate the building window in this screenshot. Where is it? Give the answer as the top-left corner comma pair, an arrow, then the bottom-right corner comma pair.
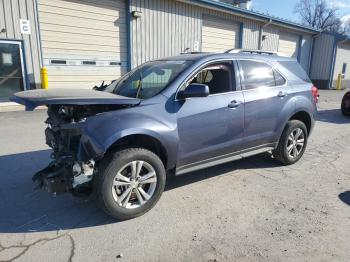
342,63 -> 347,75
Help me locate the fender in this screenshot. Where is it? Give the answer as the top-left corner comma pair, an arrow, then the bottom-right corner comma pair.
275,92 -> 316,143
81,105 -> 179,169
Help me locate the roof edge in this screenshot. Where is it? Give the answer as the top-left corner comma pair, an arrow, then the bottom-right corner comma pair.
183,0 -> 321,34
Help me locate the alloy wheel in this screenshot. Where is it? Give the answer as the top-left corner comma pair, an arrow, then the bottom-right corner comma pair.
111,161 -> 157,209
287,128 -> 305,159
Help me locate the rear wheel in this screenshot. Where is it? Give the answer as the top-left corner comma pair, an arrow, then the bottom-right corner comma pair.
273,120 -> 308,165
96,148 -> 166,220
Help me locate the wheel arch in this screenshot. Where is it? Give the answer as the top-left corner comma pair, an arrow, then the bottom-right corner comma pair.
106,133 -> 170,170
289,111 -> 312,135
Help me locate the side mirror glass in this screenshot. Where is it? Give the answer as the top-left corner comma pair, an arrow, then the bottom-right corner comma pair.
179,83 -> 209,99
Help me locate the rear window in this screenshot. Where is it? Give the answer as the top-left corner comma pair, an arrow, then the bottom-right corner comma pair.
277,61 -> 311,83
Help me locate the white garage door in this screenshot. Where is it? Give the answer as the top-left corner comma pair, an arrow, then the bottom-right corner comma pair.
202,16 -> 240,53
38,0 -> 127,88
278,32 -> 300,58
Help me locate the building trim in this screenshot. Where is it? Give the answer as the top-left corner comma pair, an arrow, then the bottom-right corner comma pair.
329,38 -> 338,89
239,22 -> 243,48
126,0 -> 132,71
183,0 -> 320,34
34,0 -> 44,68
309,36 -> 316,75
297,35 -> 303,62
0,39 -> 29,90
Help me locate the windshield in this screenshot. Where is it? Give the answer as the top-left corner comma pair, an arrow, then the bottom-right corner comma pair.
105,60 -> 193,99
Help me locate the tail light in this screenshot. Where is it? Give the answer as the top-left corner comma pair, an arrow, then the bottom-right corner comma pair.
311,86 -> 319,103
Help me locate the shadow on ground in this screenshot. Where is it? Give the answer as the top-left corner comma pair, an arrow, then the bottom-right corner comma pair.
0,149 -> 280,234
317,109 -> 350,124
339,191 -> 350,206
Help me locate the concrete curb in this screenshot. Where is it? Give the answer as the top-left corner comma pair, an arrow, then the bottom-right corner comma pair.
0,104 -> 46,113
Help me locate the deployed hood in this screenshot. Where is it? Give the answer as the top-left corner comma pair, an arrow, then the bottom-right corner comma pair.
10,89 -> 141,111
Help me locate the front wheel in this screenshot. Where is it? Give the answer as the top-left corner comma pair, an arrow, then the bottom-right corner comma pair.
96,148 -> 166,220
273,120 -> 308,165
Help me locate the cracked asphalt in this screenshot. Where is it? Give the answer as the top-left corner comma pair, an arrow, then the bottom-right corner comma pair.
1,90 -> 350,262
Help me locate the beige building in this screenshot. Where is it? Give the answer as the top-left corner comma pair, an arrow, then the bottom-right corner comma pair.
0,0 -> 348,104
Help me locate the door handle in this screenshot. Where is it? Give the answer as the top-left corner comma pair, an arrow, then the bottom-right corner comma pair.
228,100 -> 241,108
277,91 -> 288,98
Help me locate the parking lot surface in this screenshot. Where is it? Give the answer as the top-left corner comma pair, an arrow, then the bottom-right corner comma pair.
0,90 -> 350,262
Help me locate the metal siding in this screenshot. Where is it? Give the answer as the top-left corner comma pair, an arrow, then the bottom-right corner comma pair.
310,34 -> 335,80
261,25 -> 279,51
299,34 -> 312,71
202,15 -> 240,52
278,31 -> 299,57
131,0 -> 202,67
332,42 -> 350,87
242,20 -> 260,49
0,0 -> 42,89
38,0 -> 127,88
130,0 -> 269,67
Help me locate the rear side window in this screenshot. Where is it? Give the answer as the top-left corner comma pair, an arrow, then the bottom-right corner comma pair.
240,60 -> 276,90
278,61 -> 311,83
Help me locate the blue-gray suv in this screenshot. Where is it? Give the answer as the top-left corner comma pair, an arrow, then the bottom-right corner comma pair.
12,52 -> 318,220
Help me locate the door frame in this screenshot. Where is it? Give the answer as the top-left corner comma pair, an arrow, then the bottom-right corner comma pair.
0,39 -> 28,92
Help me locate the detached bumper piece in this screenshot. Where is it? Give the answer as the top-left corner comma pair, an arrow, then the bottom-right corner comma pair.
32,162 -> 72,195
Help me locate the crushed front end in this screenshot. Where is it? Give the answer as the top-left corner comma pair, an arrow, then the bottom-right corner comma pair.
34,105 -> 108,196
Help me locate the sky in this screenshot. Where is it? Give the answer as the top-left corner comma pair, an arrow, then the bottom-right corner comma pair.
251,0 -> 350,25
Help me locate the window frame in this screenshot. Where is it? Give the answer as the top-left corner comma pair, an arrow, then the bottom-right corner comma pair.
237,59 -> 287,91
175,59 -> 241,100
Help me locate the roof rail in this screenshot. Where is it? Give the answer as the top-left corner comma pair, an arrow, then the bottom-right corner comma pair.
225,49 -> 284,56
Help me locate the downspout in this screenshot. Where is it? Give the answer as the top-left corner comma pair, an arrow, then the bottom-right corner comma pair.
126,0 -> 132,71
258,19 -> 272,50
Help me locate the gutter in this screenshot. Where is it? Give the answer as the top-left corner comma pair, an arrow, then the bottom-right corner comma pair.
181,0 -> 321,34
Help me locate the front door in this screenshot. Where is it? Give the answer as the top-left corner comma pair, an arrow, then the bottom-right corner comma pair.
0,41 -> 25,102
176,61 -> 245,168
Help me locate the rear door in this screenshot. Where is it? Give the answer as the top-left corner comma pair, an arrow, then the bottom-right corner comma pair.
238,59 -> 293,148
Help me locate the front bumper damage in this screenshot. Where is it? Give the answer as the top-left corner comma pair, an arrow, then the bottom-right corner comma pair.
34,120 -> 105,196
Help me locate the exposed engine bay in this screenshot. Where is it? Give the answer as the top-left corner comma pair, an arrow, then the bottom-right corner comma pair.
33,104 -> 125,196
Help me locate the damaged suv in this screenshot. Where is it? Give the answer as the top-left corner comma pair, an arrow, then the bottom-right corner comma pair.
12,53 -> 318,220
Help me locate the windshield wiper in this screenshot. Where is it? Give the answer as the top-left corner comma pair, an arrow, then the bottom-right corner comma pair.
93,81 -> 108,91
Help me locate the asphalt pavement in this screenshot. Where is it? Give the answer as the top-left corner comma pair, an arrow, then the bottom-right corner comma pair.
0,90 -> 350,262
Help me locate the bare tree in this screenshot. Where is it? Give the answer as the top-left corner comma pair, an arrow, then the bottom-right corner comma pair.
294,0 -> 342,33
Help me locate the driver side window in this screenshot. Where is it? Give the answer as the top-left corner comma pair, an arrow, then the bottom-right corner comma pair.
190,62 -> 235,95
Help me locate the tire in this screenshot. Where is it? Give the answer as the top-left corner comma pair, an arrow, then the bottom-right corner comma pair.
273,120 -> 308,165
341,101 -> 350,116
95,148 -> 166,220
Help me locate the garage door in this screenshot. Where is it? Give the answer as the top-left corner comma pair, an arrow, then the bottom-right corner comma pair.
38,0 -> 127,88
202,16 -> 240,53
278,32 -> 300,58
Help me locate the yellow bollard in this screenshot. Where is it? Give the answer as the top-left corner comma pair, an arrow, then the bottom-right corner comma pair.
41,67 -> 49,89
336,73 -> 343,90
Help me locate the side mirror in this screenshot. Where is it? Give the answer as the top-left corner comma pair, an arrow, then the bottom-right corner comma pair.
180,84 -> 209,99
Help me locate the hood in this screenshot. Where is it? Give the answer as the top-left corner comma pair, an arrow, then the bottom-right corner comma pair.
10,89 -> 141,111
